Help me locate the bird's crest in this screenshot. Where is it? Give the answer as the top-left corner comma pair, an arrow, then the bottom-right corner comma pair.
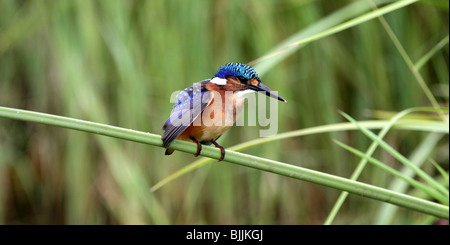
214,63 -> 260,82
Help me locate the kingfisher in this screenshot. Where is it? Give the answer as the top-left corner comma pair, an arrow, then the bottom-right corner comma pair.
162,63 -> 286,161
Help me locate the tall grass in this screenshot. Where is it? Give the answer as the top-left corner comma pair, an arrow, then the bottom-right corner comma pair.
0,0 -> 448,224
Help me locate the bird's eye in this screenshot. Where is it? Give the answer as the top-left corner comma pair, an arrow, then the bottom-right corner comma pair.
237,76 -> 248,83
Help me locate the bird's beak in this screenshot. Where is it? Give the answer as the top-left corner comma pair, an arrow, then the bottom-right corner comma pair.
249,82 -> 287,102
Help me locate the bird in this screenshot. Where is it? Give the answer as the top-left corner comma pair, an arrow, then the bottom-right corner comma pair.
162,62 -> 286,161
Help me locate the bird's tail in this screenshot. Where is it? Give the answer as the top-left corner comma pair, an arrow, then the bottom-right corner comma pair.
165,148 -> 175,155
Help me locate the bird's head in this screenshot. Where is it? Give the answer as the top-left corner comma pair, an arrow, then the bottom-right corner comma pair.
210,63 -> 286,102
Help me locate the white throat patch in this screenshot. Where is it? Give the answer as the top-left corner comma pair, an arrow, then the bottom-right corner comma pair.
210,77 -> 227,85
235,89 -> 255,98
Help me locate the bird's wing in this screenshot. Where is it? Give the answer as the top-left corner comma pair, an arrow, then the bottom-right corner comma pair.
162,80 -> 213,148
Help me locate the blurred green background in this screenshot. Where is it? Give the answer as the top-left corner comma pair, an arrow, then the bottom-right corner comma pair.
0,0 -> 448,224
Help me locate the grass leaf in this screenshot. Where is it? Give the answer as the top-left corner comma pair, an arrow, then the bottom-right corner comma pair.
339,111 -> 449,197
0,105 -> 448,219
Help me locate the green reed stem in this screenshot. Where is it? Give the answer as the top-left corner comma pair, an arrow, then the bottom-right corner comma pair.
0,106 -> 448,219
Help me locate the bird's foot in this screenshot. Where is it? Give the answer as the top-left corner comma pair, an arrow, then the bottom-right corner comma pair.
190,137 -> 202,157
211,140 -> 225,161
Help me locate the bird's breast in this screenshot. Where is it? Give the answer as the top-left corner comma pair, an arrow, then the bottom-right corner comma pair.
178,90 -> 247,142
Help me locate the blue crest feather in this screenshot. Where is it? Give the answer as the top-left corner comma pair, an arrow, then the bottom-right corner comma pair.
214,63 -> 260,81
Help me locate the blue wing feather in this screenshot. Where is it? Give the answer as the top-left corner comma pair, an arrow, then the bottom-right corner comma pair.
162,80 -> 212,148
